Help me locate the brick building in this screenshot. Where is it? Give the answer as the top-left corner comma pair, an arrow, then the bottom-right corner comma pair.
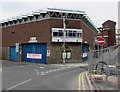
0,8 -> 99,64
97,20 -> 116,48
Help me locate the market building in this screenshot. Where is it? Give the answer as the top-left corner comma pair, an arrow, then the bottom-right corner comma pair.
0,8 -> 99,64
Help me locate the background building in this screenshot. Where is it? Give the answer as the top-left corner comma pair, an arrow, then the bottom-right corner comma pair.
116,29 -> 120,44
97,20 -> 116,48
0,8 -> 99,64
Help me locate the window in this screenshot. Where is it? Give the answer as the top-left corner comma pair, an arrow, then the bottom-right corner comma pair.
77,33 -> 81,37
53,31 -> 58,36
58,30 -> 63,36
53,30 -> 63,37
62,51 -> 72,59
73,31 -> 77,37
68,31 -> 73,37
53,30 -> 58,36
52,28 -> 82,38
67,30 -> 81,37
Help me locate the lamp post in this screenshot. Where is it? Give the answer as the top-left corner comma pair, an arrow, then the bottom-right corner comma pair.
63,16 -> 66,64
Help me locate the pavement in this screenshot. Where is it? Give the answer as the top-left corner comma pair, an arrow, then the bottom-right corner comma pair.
1,60 -> 88,68
50,62 -> 88,68
78,71 -> 119,91
87,47 -> 120,91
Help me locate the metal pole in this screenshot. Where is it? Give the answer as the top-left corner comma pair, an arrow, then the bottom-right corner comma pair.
101,45 -> 108,90
63,16 -> 66,64
102,46 -> 104,61
101,46 -> 104,74
98,45 -> 99,59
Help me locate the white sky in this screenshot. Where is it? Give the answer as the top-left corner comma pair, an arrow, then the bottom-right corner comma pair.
0,0 -> 119,28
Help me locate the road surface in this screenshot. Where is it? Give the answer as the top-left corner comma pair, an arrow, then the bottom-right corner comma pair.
2,60 -> 86,91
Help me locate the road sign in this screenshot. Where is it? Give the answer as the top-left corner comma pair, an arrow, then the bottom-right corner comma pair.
97,38 -> 105,46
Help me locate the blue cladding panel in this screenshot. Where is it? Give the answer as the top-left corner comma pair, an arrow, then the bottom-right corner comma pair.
22,44 -> 47,64
10,46 -> 18,61
82,44 -> 89,61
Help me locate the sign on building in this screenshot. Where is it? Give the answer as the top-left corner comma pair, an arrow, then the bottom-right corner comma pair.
16,43 -> 19,52
82,52 -> 88,58
47,50 -> 51,57
27,53 -> 42,59
29,37 -> 38,43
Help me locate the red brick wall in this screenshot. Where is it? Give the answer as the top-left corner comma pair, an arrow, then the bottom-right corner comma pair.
80,21 -> 96,49
49,18 -> 96,49
101,30 -> 108,36
102,20 -> 116,46
2,19 -> 51,47
1,18 -> 97,62
2,18 -> 96,49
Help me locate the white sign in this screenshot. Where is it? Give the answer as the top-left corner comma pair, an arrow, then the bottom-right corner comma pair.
82,52 -> 88,58
52,37 -> 82,42
16,43 -> 19,52
29,37 -> 38,43
27,53 -> 42,59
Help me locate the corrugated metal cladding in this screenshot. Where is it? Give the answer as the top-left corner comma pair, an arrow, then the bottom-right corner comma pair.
22,43 -> 47,64
10,46 -> 18,61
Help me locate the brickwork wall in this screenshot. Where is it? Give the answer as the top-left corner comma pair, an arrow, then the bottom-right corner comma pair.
1,18 -> 96,63
2,19 -> 51,47
80,21 -> 96,50
47,43 -> 82,64
1,47 -> 10,60
102,20 -> 116,46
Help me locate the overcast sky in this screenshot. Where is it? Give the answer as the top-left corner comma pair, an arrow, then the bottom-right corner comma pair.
0,0 -> 119,28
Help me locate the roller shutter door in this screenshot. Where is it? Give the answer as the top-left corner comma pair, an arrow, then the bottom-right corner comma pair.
22,43 -> 47,64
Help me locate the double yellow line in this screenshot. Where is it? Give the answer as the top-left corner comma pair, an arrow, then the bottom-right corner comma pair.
78,71 -> 87,90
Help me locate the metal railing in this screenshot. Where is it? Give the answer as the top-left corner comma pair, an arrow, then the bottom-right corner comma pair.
88,44 -> 120,91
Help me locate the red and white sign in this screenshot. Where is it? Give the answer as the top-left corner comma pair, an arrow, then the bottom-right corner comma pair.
97,38 -> 105,46
47,50 -> 51,57
27,53 -> 42,59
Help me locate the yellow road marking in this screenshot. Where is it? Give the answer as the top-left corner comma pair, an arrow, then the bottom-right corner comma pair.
78,71 -> 87,90
82,72 -> 86,90
78,72 -> 83,90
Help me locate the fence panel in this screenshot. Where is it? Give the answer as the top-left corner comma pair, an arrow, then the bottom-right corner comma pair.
88,44 -> 120,90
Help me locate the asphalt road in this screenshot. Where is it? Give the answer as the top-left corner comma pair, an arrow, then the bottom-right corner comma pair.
2,60 -> 86,91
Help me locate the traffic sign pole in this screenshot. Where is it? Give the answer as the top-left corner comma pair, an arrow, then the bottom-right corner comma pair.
97,37 -> 108,90
97,37 -> 106,74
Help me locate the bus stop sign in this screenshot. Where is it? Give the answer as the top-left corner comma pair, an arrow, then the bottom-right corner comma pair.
97,38 -> 105,46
